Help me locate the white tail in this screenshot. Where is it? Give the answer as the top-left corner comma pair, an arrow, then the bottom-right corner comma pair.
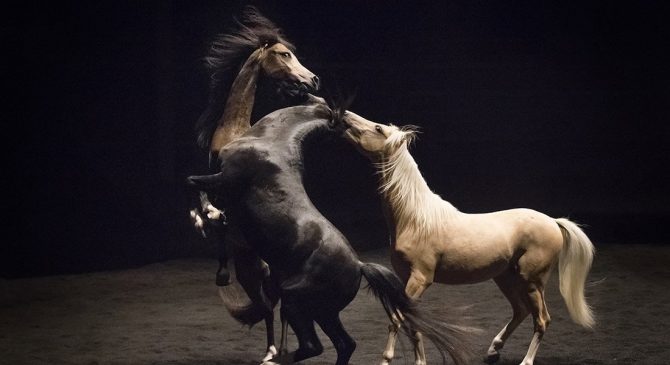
556,218 -> 596,328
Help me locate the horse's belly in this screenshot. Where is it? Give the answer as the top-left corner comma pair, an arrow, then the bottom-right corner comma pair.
434,256 -> 510,285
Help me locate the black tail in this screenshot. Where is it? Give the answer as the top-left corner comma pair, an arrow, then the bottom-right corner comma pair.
217,286 -> 270,327
360,262 -> 475,365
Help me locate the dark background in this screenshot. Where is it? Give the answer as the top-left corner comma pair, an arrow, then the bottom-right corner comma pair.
5,0 -> 668,278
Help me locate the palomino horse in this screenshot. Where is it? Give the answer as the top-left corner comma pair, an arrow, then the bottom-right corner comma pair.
188,103 -> 474,365
188,6 -> 320,362
341,112 -> 596,365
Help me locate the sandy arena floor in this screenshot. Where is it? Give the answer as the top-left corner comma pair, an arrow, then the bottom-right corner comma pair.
2,244 -> 669,365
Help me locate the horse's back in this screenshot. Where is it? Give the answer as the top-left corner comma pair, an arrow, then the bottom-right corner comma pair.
455,208 -> 562,245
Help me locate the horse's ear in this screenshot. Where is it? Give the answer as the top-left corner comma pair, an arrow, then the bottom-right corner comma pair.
325,85 -> 356,130
186,172 -> 226,193
401,125 -> 420,145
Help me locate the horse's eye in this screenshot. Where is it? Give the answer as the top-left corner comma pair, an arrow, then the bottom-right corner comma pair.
375,125 -> 383,134
281,52 -> 291,58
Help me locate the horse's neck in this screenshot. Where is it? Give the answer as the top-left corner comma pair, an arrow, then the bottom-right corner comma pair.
251,80 -> 316,122
210,50 -> 261,154
379,146 -> 457,235
285,118 -> 329,167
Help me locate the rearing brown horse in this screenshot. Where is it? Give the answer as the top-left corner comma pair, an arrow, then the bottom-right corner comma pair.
188,7 -> 320,362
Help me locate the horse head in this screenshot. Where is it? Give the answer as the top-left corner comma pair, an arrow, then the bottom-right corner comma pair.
258,42 -> 320,95
197,6 -> 321,151
341,111 -> 419,160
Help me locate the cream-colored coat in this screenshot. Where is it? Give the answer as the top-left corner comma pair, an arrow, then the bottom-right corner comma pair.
342,111 -> 595,365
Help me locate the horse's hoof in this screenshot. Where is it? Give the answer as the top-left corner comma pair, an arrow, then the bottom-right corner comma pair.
262,346 -> 278,362
261,351 -> 292,365
484,353 -> 500,364
215,271 -> 232,286
189,209 -> 207,238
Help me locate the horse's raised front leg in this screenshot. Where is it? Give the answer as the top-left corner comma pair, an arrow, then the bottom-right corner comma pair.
189,191 -> 231,286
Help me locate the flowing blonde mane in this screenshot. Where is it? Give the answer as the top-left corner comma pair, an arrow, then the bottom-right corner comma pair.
376,128 -> 459,235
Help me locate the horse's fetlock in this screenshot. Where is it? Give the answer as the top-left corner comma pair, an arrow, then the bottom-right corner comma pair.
382,349 -> 394,362
412,331 -> 423,344
492,337 -> 505,350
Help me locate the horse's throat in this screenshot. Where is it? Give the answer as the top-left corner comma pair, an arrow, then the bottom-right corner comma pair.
210,53 -> 261,153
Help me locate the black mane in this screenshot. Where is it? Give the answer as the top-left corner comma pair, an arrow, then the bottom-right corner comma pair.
326,89 -> 356,130
195,6 -> 296,149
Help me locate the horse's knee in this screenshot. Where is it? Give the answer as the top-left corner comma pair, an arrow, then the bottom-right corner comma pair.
534,317 -> 549,334
544,313 -> 552,328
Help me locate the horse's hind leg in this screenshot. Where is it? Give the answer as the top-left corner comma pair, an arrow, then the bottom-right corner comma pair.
520,282 -> 550,365
263,301 -> 323,365
279,312 -> 289,355
234,252 -> 278,362
486,272 -> 530,363
518,252 -> 554,365
261,314 -> 278,362
316,314 -> 356,365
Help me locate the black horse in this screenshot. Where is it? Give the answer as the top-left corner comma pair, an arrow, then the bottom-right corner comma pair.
188,103 -> 473,365
189,7 -> 322,360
